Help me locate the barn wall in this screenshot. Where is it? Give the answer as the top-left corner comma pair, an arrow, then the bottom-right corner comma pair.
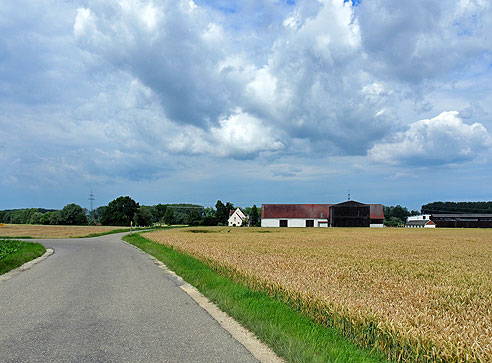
261,218 -> 329,228
370,223 -> 384,228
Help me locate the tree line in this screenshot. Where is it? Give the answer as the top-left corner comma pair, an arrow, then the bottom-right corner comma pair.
421,201 -> 492,214
0,196 -> 261,227
0,204 -> 88,226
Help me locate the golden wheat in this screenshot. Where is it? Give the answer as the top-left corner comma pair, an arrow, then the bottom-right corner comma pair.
0,224 -> 121,238
146,227 -> 492,362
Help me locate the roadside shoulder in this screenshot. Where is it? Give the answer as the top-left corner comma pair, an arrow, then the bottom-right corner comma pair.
0,248 -> 54,283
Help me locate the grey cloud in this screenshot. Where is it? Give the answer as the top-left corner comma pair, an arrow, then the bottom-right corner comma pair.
3,0 -> 492,198
459,103 -> 488,120
74,1 -> 235,128
356,0 -> 492,83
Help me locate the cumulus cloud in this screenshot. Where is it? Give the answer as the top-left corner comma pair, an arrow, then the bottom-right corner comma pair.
368,111 -> 492,165
2,0 -> 492,205
356,0 -> 492,83
70,0 -> 492,160
167,109 -> 283,158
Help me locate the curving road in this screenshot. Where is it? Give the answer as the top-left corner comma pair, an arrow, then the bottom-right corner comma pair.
0,233 -> 258,362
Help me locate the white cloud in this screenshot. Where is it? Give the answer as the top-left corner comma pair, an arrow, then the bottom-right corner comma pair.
167,110 -> 283,158
2,0 -> 492,207
211,110 -> 284,156
368,111 -> 491,165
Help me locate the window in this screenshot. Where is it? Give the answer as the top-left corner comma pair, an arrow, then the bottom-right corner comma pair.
306,220 -> 314,227
279,220 -> 288,227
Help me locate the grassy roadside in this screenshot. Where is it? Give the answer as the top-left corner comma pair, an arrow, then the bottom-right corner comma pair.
0,240 -> 46,275
0,236 -> 34,239
123,232 -> 387,363
81,226 -> 177,238
81,228 -> 136,238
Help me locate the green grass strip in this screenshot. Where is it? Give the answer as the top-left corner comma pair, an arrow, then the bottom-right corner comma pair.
0,236 -> 34,239
123,233 -> 387,363
0,240 -> 46,275
80,226 -> 171,238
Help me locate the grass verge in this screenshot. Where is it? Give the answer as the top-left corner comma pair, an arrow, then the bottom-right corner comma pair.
0,236 -> 34,239
0,240 -> 46,275
81,228 -> 135,238
79,226 -> 171,238
123,232 -> 387,363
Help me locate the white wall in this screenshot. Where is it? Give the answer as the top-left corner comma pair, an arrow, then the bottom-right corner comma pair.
262,219 -> 384,228
228,209 -> 247,226
370,223 -> 384,228
407,215 -> 431,222
261,218 -> 329,227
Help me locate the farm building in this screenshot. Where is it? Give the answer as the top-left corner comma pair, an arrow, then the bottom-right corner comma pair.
228,208 -> 249,227
261,201 -> 384,228
430,214 -> 492,228
405,220 -> 436,228
407,214 -> 432,222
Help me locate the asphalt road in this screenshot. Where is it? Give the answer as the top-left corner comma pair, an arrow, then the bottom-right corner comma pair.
0,233 -> 258,362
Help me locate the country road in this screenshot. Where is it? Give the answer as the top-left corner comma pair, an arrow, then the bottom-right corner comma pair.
0,233 -> 259,362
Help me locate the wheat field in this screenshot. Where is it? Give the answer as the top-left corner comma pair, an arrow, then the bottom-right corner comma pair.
0,224 -> 122,238
146,227 -> 492,362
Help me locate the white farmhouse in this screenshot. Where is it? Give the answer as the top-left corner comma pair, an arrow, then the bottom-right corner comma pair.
405,215 -> 436,228
228,208 -> 249,227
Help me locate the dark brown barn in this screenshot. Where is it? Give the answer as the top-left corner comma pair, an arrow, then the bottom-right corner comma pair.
431,214 -> 492,228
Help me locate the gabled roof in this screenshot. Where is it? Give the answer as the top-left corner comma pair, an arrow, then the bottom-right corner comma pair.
406,220 -> 436,226
333,200 -> 366,206
262,204 -> 332,219
229,208 -> 247,220
262,202 -> 385,220
331,201 -> 384,219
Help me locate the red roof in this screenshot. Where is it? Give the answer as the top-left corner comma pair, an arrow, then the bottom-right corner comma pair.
262,204 -> 332,219
370,204 -> 384,219
262,203 -> 385,220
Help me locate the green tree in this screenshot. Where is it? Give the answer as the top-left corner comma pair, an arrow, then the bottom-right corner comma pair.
41,212 -> 52,225
100,196 -> 139,226
134,206 -> 154,227
186,209 -> 202,226
153,204 -> 167,223
60,203 -> 88,225
49,210 -> 62,225
162,208 -> 175,225
202,207 -> 217,226
250,205 -> 259,227
28,212 -> 44,225
215,200 -> 227,226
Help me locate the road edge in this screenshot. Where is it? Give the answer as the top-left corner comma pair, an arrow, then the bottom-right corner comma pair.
0,248 -> 54,283
121,239 -> 283,363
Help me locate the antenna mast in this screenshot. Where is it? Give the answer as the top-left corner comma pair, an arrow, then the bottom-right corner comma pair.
89,189 -> 95,212
348,189 -> 351,201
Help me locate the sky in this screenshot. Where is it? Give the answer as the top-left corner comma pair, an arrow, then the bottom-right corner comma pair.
1,0 -> 491,211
